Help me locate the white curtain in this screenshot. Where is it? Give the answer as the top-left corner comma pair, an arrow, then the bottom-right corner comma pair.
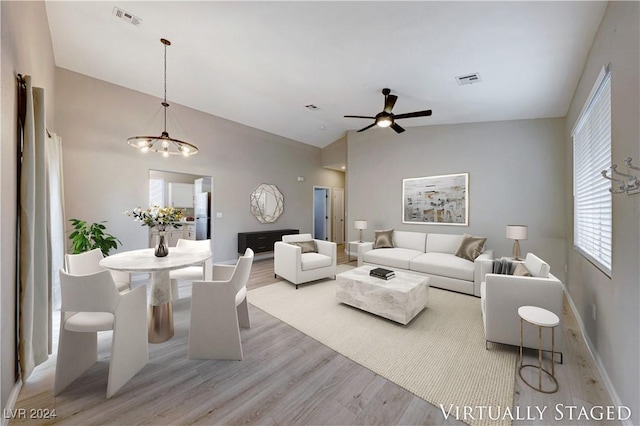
46,133 -> 65,312
19,76 -> 50,380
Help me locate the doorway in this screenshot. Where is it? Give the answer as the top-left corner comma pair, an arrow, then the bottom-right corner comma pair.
333,188 -> 345,244
313,187 -> 331,241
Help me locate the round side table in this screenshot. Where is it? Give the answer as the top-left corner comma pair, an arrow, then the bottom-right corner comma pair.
518,305 -> 560,393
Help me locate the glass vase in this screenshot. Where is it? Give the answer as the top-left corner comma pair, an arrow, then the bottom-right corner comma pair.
155,231 -> 169,257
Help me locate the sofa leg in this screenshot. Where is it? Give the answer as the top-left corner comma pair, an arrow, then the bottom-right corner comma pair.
295,284 -> 299,290
274,274 -> 277,279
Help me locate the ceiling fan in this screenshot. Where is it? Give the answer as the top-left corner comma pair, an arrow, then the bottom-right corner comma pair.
344,88 -> 432,134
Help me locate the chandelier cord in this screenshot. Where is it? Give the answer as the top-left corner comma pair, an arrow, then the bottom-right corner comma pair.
163,40 -> 168,134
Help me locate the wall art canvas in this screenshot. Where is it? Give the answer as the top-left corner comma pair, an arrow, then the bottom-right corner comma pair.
402,173 -> 469,225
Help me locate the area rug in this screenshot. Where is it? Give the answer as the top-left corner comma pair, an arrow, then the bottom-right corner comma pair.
248,267 -> 516,426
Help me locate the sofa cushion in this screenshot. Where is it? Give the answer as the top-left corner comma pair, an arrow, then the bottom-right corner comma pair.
290,240 -> 317,253
524,253 -> 550,278
512,263 -> 532,277
364,248 -> 423,270
300,253 -> 332,271
374,229 -> 394,249
410,252 -> 474,281
426,234 -> 463,254
454,234 -> 487,261
393,231 -> 427,252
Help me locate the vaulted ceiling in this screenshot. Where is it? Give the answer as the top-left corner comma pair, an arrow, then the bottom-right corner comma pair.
45,1 -> 607,148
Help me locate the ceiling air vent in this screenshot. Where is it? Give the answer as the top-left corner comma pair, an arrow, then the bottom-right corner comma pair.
112,6 -> 142,26
455,73 -> 481,86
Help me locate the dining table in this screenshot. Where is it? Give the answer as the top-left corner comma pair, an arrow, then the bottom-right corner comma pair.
100,246 -> 212,343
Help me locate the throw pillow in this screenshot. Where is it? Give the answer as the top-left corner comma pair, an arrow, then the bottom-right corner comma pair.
290,240 -> 317,253
454,234 -> 487,261
512,263 -> 532,277
373,229 -> 394,249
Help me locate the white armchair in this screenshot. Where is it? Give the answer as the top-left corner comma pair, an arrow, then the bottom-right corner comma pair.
55,270 -> 148,398
65,248 -> 130,293
481,253 -> 564,355
274,233 -> 337,289
169,239 -> 212,301
188,248 -> 254,360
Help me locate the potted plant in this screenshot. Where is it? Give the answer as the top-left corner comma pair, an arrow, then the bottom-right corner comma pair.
68,218 -> 121,256
125,205 -> 184,257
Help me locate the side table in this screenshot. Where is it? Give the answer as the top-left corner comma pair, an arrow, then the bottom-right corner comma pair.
518,305 -> 560,393
347,241 -> 368,263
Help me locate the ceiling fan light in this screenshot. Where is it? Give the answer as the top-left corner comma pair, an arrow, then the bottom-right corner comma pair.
376,117 -> 393,128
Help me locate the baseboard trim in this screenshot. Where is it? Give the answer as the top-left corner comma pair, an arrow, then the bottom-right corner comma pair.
564,291 -> 632,426
1,380 -> 23,426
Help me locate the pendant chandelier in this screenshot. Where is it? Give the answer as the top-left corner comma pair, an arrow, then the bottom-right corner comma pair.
127,38 -> 198,157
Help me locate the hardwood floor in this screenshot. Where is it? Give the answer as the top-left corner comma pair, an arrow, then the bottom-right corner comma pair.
9,245 -> 616,425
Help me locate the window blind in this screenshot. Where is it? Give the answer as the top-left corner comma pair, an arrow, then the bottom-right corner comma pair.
572,65 -> 612,275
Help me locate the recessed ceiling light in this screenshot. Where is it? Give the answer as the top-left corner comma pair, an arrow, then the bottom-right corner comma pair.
318,125 -> 326,130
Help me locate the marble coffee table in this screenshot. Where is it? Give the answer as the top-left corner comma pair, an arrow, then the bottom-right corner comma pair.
336,265 -> 429,325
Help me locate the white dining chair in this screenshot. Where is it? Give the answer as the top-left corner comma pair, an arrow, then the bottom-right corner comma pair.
65,248 -> 131,292
169,239 -> 212,301
55,270 -> 148,398
188,248 -> 254,360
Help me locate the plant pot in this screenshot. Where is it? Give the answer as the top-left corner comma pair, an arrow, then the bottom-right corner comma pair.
155,231 -> 169,257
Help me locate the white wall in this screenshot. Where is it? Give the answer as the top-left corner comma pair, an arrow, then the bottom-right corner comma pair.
347,118 -> 567,280
564,1 -> 639,422
55,68 -> 344,263
0,0 -> 56,411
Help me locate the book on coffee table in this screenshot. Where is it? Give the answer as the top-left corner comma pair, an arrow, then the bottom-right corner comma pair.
370,267 -> 395,280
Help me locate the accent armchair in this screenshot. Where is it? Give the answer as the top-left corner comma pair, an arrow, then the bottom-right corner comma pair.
188,248 -> 254,360
274,233 -> 337,289
55,270 -> 148,398
481,253 -> 564,355
169,239 -> 212,301
65,248 -> 131,293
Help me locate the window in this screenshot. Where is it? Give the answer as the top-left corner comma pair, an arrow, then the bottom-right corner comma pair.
149,178 -> 165,207
572,65 -> 612,275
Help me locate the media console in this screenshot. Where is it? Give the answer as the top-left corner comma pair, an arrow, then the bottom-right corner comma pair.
237,229 -> 299,255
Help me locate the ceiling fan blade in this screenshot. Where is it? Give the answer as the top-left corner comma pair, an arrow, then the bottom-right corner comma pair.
391,123 -> 405,134
394,109 -> 433,120
357,123 -> 377,132
384,94 -> 398,113
344,115 -> 375,119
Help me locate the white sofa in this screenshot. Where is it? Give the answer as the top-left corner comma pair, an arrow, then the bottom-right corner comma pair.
357,231 -> 493,297
481,253 -> 564,354
274,233 -> 337,289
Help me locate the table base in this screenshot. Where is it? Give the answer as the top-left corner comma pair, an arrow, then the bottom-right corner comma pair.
148,303 -> 174,343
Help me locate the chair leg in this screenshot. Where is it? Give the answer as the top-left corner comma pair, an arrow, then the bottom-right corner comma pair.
54,328 -> 98,396
237,297 -> 251,329
170,279 -> 180,302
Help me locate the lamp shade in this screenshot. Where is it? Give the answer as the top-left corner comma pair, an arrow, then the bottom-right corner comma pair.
354,220 -> 368,230
506,225 -> 528,240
